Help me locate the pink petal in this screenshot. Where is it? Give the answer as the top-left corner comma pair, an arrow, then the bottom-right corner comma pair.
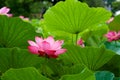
77,38 -> 84,45
45,50 -> 56,55
55,49 -> 66,55
28,40 -> 38,47
51,40 -> 64,50
105,31 -> 119,42
45,50 -> 58,58
0,7 -> 10,14
28,46 -> 39,54
35,36 -> 43,47
77,38 -> 85,47
41,41 -> 50,50
44,36 -> 55,46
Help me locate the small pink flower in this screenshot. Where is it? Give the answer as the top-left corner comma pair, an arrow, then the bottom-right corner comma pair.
28,36 -> 67,58
105,31 -> 120,42
77,38 -> 85,47
19,16 -> 29,21
0,7 -> 12,17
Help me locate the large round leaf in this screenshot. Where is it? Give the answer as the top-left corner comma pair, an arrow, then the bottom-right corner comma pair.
47,59 -> 85,78
0,15 -> 37,48
1,67 -> 49,80
44,0 -> 111,34
59,68 -> 95,80
60,45 -> 115,70
0,48 -> 42,73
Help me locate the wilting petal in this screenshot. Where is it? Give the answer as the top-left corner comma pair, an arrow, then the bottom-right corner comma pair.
55,49 -> 66,55
51,40 -> 64,50
44,36 -> 55,46
28,46 -> 39,54
41,41 -> 50,50
28,40 -> 38,47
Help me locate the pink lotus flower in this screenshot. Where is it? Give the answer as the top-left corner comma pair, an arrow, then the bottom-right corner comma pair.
105,31 -> 120,42
28,36 -> 67,58
0,7 -> 12,17
19,16 -> 29,21
77,38 -> 85,47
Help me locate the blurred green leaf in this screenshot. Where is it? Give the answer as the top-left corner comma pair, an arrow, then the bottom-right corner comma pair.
47,59 -> 85,76
59,68 -> 95,80
95,71 -> 114,80
81,24 -> 108,46
60,45 -> 115,70
1,67 -> 49,80
104,41 -> 120,55
44,0 -> 111,34
0,15 -> 37,48
0,48 -> 42,73
100,54 -> 120,77
114,77 -> 120,80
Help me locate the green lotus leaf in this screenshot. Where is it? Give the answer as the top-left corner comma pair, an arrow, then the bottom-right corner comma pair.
1,67 -> 49,80
59,68 -> 95,80
80,24 -> 108,46
44,0 -> 111,34
60,45 -> 115,70
0,48 -> 42,73
0,15 -> 38,48
95,71 -> 114,80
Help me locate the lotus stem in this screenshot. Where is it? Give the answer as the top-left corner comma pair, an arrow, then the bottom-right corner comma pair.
76,33 -> 78,45
42,58 -> 48,76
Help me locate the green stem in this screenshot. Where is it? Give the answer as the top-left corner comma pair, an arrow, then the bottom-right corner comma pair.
42,58 -> 48,76
72,34 -> 74,44
76,33 -> 78,45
